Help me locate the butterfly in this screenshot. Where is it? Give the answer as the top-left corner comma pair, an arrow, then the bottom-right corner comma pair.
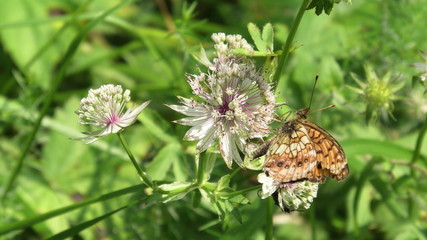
253,106 -> 349,183
253,74 -> 349,183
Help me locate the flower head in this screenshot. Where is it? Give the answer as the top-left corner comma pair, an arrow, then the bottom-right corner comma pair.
350,65 -> 403,123
168,33 -> 276,168
258,172 -> 319,212
75,84 -> 150,143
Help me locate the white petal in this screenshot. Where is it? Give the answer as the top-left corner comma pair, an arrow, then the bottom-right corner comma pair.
219,133 -> 243,168
183,117 -> 215,141
72,128 -> 112,143
175,115 -> 211,126
219,133 -> 232,168
166,104 -> 209,117
230,135 -> 244,167
119,101 -> 150,127
108,124 -> 123,134
196,127 -> 216,152
257,173 -> 278,199
193,46 -> 213,67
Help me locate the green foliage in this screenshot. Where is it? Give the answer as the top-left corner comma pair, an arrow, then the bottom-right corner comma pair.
307,0 -> 351,15
1,0 -> 427,239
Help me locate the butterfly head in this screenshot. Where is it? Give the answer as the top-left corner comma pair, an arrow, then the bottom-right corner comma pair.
296,107 -> 310,120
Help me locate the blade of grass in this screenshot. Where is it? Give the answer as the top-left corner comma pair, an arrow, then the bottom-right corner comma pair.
47,205 -> 128,240
0,0 -> 134,201
46,195 -> 150,240
0,184 -> 143,235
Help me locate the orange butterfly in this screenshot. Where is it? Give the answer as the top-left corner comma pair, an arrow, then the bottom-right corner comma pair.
253,77 -> 349,183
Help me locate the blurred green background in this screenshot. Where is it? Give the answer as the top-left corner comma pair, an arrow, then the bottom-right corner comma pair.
1,0 -> 427,239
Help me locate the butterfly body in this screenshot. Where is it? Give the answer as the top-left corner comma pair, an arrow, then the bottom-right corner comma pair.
255,107 -> 349,183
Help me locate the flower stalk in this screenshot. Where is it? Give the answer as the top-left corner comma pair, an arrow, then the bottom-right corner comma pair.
117,132 -> 154,188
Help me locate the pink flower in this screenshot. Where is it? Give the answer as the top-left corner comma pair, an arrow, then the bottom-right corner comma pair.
74,84 -> 150,143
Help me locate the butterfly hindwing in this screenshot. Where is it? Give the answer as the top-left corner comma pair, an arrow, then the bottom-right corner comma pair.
302,121 -> 349,182
263,124 -> 317,182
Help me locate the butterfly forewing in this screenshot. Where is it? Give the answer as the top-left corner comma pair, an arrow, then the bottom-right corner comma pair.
263,124 -> 317,182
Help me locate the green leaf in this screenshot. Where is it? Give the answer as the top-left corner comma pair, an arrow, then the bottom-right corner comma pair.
138,108 -> 177,143
1,0 -> 136,201
370,177 -> 406,219
351,158 -> 381,235
217,174 -> 231,191
247,23 -> 265,52
158,182 -> 193,193
192,190 -> 202,208
247,23 -> 274,54
341,139 -> 425,163
0,0 -> 54,89
230,207 -> 243,224
262,23 -> 274,53
307,0 -> 335,15
147,143 -> 182,181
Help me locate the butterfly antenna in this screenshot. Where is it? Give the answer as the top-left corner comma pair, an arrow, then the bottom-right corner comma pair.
308,74 -> 319,109
312,104 -> 335,113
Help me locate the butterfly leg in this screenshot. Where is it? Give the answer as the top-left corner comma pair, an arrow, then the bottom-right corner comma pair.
252,140 -> 272,159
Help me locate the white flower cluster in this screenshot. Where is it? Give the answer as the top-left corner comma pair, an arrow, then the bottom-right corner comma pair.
75,84 -> 150,143
168,33 -> 276,168
258,173 -> 318,212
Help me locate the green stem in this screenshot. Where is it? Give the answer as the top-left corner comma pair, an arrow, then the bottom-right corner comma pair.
229,167 -> 241,179
196,153 -> 205,185
265,197 -> 274,240
310,203 -> 317,240
411,113 -> 427,177
218,185 -> 261,198
117,132 -> 154,189
273,0 -> 311,83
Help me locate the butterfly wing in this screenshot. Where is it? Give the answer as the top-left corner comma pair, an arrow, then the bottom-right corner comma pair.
263,124 -> 317,182
301,121 -> 349,182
